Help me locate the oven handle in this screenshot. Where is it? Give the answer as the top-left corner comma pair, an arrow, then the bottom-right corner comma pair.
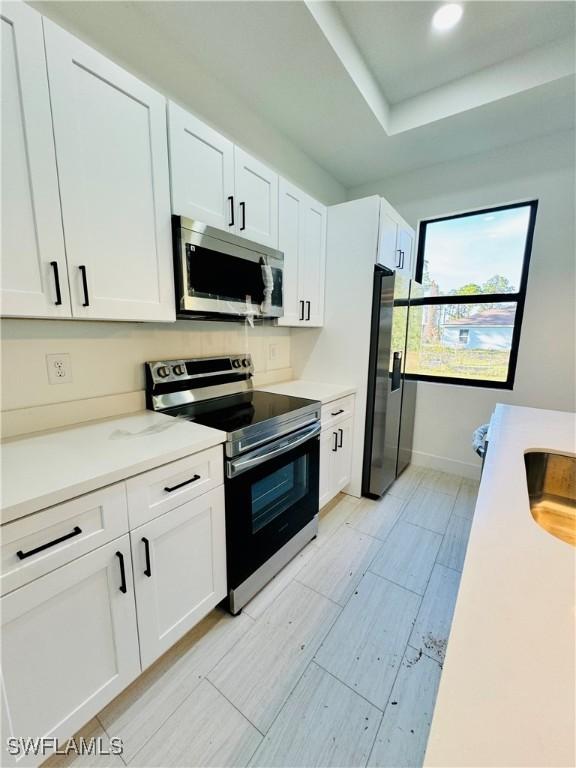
227,422 -> 321,478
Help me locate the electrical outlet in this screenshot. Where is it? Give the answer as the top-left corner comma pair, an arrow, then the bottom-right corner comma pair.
268,343 -> 278,362
46,354 -> 72,385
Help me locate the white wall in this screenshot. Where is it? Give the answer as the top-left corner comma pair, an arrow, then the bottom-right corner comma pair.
348,130 -> 576,477
1,320 -> 291,438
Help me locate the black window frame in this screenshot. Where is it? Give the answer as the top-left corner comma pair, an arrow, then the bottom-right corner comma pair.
410,200 -> 538,390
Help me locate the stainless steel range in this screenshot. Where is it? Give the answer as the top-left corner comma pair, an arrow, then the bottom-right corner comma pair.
145,355 -> 321,614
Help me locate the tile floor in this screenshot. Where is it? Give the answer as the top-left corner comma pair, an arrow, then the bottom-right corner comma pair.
45,467 -> 479,768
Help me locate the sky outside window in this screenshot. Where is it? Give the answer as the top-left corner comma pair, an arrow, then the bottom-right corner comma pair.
422,206 -> 531,297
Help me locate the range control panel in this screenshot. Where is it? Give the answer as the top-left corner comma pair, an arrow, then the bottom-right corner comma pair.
147,355 -> 254,386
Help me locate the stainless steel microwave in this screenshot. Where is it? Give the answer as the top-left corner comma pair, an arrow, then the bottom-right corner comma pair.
173,216 -> 284,320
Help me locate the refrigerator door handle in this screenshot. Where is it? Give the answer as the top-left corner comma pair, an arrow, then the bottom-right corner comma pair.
391,351 -> 403,391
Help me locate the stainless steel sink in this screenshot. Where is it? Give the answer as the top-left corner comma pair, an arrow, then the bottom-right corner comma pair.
524,452 -> 576,547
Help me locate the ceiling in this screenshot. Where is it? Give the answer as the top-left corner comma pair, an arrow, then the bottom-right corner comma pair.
336,1 -> 575,103
31,1 -> 575,191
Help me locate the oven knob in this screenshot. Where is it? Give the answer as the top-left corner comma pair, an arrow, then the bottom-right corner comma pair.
172,364 -> 186,376
156,365 -> 170,379
232,359 -> 241,368
242,358 -> 250,368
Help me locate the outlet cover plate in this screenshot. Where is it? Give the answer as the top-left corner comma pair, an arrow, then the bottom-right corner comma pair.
46,353 -> 72,385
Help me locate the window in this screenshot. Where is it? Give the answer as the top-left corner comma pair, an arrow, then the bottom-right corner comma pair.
408,201 -> 538,388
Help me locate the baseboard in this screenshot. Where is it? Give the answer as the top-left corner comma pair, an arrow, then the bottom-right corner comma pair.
411,450 -> 481,480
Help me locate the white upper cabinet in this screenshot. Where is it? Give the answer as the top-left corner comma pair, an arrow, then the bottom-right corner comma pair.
397,225 -> 415,279
377,198 -> 415,279
168,102 -> 235,231
234,147 -> 278,248
278,178 -> 305,325
278,178 -> 326,327
1,4 -> 70,319
301,196 -> 327,326
43,20 -> 175,322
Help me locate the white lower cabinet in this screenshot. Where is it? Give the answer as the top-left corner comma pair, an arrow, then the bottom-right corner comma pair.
1,536 -> 140,766
319,416 -> 354,509
1,450 -> 227,767
131,486 -> 227,669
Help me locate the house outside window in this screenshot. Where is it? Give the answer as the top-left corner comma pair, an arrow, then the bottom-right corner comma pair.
407,201 -> 538,388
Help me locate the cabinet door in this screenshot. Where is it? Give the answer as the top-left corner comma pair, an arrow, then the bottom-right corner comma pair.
168,102 -> 235,231
319,428 -> 337,509
131,486 -> 226,669
397,226 -> 415,278
299,196 -> 327,326
377,203 -> 400,272
333,418 -> 353,493
1,536 -> 139,766
43,20 -> 174,322
277,178 -> 305,326
1,4 -> 70,318
234,147 -> 278,247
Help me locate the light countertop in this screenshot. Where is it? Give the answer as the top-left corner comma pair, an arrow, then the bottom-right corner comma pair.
1,412 -> 226,524
257,379 -> 356,404
425,404 -> 576,768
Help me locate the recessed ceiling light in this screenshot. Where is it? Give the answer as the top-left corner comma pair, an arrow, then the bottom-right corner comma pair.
432,3 -> 463,32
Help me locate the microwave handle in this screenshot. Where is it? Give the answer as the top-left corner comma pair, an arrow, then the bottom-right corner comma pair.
227,422 -> 320,478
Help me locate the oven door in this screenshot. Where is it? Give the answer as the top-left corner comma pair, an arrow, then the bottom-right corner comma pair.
225,422 -> 320,592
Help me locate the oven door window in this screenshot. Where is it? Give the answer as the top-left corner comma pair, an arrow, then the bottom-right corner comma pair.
251,455 -> 308,534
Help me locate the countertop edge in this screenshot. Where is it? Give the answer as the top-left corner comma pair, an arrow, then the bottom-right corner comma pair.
1,431 -> 226,526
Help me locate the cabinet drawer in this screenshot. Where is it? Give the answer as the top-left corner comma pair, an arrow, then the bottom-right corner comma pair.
321,395 -> 355,429
1,484 -> 129,596
126,446 -> 224,528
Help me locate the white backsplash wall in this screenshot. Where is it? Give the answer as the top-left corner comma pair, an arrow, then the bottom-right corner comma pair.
1,319 -> 291,438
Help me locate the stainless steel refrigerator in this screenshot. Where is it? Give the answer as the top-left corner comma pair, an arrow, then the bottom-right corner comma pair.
362,265 -> 422,498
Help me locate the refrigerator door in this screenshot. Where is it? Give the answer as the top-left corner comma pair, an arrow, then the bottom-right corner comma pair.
362,267 -> 410,498
397,280 -> 422,474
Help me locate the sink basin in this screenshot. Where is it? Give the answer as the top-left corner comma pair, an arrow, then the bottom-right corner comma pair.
524,451 -> 576,547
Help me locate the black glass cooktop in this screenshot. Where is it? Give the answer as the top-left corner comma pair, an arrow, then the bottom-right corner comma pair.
168,391 -> 320,435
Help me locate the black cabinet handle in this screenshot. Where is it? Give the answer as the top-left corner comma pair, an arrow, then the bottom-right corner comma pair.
116,551 -> 127,594
306,301 -> 311,321
332,432 -> 338,452
228,195 -> 235,227
239,201 -> 246,231
338,428 -> 343,448
50,261 -> 62,306
79,265 -> 90,306
164,474 -> 201,493
330,409 -> 345,417
142,537 -> 152,577
400,250 -> 405,270
396,249 -> 402,268
299,300 -> 304,321
16,526 -> 82,560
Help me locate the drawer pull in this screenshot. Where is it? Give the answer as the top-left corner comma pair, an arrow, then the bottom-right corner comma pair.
330,409 -> 345,416
116,551 -> 127,594
164,474 -> 201,493
142,537 -> 152,577
16,526 -> 82,560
